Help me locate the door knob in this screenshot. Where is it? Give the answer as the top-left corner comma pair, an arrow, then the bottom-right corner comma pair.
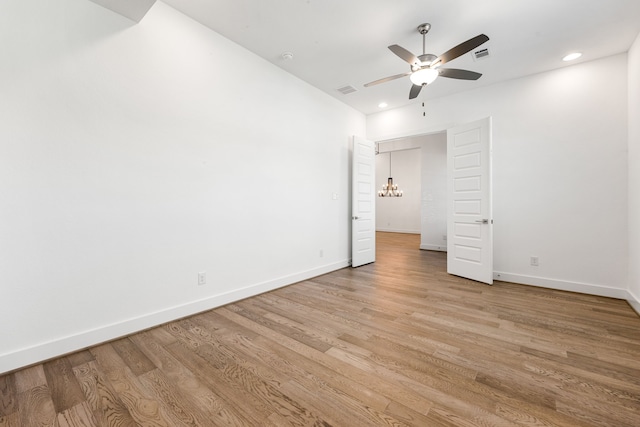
475,219 -> 489,224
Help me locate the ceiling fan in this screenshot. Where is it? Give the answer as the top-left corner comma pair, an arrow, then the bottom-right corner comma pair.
364,23 -> 489,99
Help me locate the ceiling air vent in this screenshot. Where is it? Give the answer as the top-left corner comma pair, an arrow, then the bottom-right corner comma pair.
472,48 -> 490,61
336,85 -> 358,95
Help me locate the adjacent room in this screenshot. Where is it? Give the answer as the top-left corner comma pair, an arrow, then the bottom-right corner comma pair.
1,0 -> 639,425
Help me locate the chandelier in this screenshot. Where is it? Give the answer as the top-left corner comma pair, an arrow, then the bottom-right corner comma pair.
378,151 -> 403,197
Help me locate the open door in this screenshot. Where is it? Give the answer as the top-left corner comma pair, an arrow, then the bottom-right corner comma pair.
447,117 -> 493,284
351,136 -> 376,267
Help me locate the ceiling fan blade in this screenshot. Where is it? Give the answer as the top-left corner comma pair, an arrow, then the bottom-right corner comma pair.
409,84 -> 423,99
438,68 -> 482,80
364,71 -> 412,87
433,34 -> 489,67
388,44 -> 421,67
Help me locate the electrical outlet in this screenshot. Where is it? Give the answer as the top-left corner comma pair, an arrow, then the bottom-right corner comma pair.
198,271 -> 206,286
530,256 -> 539,267
319,249 -> 324,258
443,235 -> 447,241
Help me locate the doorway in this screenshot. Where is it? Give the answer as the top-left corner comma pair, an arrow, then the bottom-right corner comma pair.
375,148 -> 421,234
375,132 -> 447,252
355,117 -> 492,284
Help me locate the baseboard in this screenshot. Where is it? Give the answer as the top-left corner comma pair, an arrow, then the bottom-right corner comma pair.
420,244 -> 447,252
376,228 -> 420,234
493,271 -> 629,300
0,260 -> 350,375
627,289 -> 640,316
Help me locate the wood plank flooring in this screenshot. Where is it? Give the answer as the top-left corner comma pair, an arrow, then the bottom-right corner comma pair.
2,232 -> 640,426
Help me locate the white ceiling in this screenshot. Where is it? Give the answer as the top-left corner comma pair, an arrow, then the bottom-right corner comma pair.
89,0 -> 156,23
105,0 -> 640,115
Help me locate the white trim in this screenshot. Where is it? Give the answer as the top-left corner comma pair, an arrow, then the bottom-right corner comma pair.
375,228 -> 420,234
493,271 -> 629,299
371,123 -> 456,143
0,260 -> 350,375
628,289 -> 640,316
420,244 -> 447,252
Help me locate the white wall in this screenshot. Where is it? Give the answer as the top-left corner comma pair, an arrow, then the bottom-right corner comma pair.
0,1 -> 365,373
368,54 -> 629,298
375,149 -> 421,233
628,33 -> 640,314
419,134 -> 448,251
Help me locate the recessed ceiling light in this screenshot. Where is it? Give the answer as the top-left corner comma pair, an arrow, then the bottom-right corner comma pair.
378,102 -> 388,109
281,52 -> 294,60
562,52 -> 582,62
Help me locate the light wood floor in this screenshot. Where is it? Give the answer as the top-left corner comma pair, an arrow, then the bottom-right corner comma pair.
1,232 -> 640,426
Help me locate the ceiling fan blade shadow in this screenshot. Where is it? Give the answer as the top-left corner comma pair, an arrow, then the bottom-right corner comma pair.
433,34 -> 489,67
438,68 -> 482,80
364,71 -> 412,87
409,84 -> 423,99
388,44 -> 420,67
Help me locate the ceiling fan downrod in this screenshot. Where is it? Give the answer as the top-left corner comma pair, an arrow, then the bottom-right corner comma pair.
416,23 -> 437,68
418,23 -> 430,55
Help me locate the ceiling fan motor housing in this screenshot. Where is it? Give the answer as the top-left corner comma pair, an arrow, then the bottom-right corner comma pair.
417,53 -> 437,68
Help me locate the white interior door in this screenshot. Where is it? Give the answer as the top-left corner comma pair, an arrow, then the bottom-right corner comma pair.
447,117 -> 493,284
351,136 -> 376,267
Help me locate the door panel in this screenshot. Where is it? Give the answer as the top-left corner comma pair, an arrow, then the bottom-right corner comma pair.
352,136 -> 376,267
447,118 -> 493,284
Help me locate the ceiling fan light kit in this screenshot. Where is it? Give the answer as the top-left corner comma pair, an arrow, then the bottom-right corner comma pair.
409,68 -> 439,86
365,23 -> 489,100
